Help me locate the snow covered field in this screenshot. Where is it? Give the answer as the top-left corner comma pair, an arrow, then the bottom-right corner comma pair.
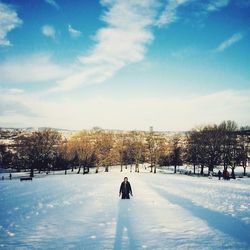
1,168 -> 250,250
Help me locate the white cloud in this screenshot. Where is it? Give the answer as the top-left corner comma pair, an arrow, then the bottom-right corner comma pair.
4,88 -> 24,94
1,89 -> 249,131
215,32 -> 244,52
206,0 -> 230,12
155,0 -> 191,27
45,0 -> 60,10
0,3 -> 22,46
39,0 -> 235,92
41,25 -> 56,39
155,0 -> 231,28
68,25 -> 81,38
0,89 -> 35,117
0,54 -> 71,83
53,64 -> 119,91
52,0 -> 156,92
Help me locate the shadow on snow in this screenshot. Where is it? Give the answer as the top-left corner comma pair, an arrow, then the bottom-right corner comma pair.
113,200 -> 138,250
153,186 -> 250,246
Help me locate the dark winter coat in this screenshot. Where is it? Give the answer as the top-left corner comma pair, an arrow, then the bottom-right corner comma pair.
119,181 -> 132,199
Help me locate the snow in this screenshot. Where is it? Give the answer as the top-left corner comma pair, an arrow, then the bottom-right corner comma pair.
1,167 -> 250,249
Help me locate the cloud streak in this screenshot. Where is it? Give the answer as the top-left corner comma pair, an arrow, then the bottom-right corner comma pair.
206,0 -> 230,12
0,3 -> 22,46
215,32 -> 244,52
155,0 -> 191,27
155,0 -> 232,28
52,0 -> 157,92
0,54 -> 71,83
45,0 -> 60,10
68,25 -> 81,38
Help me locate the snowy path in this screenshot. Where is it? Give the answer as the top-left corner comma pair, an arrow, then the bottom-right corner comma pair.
1,169 -> 250,249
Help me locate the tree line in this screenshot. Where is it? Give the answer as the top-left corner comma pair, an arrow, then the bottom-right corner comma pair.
0,121 -> 249,177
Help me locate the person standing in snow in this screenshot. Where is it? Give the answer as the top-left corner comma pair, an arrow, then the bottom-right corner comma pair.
223,169 -> 227,180
226,170 -> 230,180
119,177 -> 133,199
223,169 -> 230,180
218,170 -> 222,180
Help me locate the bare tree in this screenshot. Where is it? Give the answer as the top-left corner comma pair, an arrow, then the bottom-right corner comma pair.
186,131 -> 197,174
14,129 -> 62,177
145,128 -> 167,173
0,144 -> 13,169
186,129 -> 204,174
169,135 -> 183,174
68,131 -> 96,174
123,135 -> 136,173
236,127 -> 250,176
113,133 -> 126,172
219,120 -> 238,172
130,131 -> 144,173
146,128 -> 155,173
95,132 -> 114,172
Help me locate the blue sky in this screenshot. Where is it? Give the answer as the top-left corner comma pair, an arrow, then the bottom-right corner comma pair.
0,0 -> 249,131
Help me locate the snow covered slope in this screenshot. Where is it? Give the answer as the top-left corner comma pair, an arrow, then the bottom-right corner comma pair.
1,168 -> 250,249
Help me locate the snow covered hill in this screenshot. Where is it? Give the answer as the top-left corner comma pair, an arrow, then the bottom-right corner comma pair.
1,168 -> 250,249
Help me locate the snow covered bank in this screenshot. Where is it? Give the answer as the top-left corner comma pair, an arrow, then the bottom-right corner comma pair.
0,169 -> 250,249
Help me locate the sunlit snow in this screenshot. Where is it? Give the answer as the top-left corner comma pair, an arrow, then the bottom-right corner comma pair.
1,167 -> 250,249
